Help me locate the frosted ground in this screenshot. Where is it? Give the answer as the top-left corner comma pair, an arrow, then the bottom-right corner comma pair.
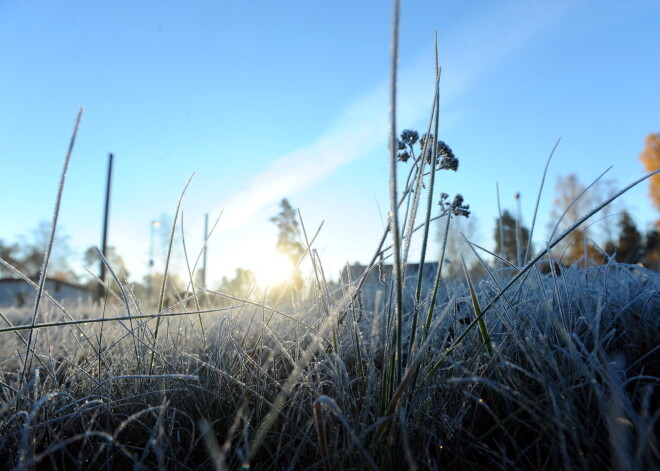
0,257 -> 657,469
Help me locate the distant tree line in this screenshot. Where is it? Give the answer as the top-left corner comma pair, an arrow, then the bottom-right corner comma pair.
439,132 -> 660,274
0,221 -> 76,281
492,207 -> 660,271
3,133 -> 659,303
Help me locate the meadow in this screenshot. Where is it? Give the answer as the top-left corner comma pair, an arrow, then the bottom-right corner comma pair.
1,10 -> 659,471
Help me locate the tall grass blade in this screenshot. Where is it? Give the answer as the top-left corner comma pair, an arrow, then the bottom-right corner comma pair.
408,35 -> 441,364
315,395 -> 379,471
20,107 -> 83,390
314,400 -> 330,471
372,301 -> 449,444
460,254 -> 493,355
247,289 -> 355,462
400,54 -> 440,275
524,138 -> 560,263
180,210 -> 221,349
148,173 -> 193,375
387,0 -> 404,385
94,246 -> 141,366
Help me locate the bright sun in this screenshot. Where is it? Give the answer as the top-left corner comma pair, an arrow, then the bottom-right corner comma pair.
254,251 -> 295,289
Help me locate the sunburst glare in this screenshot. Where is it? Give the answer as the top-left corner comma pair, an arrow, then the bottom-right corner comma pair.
254,251 -> 295,289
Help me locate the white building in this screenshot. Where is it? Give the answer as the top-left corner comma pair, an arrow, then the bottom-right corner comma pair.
0,278 -> 91,307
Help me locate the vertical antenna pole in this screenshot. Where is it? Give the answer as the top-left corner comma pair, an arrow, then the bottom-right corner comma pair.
98,153 -> 113,301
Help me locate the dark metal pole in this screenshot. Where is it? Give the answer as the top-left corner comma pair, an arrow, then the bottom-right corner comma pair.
98,153 -> 113,301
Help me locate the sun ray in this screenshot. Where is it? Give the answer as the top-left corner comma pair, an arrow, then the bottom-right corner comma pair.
254,251 -> 295,290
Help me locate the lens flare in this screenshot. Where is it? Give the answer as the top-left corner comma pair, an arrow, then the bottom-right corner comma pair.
254,251 -> 295,289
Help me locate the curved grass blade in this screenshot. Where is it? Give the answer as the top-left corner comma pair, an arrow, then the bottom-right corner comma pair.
148,174 -> 194,375
461,254 -> 493,356
20,108 -> 83,390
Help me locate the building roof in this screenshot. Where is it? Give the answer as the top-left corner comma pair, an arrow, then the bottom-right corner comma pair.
0,277 -> 89,291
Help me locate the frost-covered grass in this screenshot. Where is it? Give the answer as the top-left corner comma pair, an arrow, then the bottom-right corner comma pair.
0,259 -> 658,470
1,5 -> 659,469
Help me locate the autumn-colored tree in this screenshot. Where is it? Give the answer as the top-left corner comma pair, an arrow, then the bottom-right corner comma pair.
639,133 -> 660,211
548,174 -> 600,266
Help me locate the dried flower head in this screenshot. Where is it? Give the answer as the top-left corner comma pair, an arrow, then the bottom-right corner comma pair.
397,151 -> 411,163
397,129 -> 420,162
400,129 -> 419,146
419,133 -> 433,150
397,128 -> 460,172
437,141 -> 459,171
451,194 -> 470,218
439,192 -> 470,218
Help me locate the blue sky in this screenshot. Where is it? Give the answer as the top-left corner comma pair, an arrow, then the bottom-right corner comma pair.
1,0 -> 659,287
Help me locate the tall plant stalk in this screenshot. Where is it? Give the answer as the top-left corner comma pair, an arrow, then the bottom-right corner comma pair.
148,174 -> 194,375
19,108 -> 83,390
408,38 -> 441,364
387,0 -> 404,384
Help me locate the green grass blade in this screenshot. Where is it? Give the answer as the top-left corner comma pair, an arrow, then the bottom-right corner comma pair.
461,255 -> 493,356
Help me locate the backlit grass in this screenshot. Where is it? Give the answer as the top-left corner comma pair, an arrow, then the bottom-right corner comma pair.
1,4 -> 658,469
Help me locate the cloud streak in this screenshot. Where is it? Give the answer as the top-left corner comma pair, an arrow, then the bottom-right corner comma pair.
220,84 -> 392,228
218,0 -> 578,229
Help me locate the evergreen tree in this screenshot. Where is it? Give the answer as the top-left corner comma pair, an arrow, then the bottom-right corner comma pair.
494,210 -> 531,265
269,199 -> 304,265
642,224 -> 660,269
614,214 -> 643,264
269,199 -> 304,291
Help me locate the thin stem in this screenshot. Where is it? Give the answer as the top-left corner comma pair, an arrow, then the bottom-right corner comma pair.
388,0 -> 403,385
20,107 -> 83,390
408,36 -> 442,364
524,138 -> 560,263
149,174 -> 194,375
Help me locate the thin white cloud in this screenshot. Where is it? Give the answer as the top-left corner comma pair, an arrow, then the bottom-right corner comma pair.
220,86 -> 392,228
218,0 -> 578,229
